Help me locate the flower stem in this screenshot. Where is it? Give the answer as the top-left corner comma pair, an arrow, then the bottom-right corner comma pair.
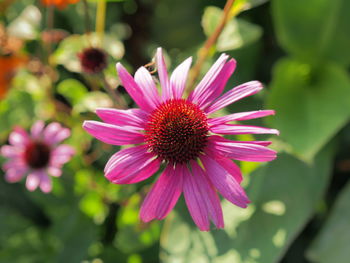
187,0 -> 236,93
82,0 -> 92,35
96,0 -> 106,45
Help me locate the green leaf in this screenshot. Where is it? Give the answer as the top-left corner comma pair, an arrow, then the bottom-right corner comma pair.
75,91 -> 113,113
202,6 -> 262,51
307,181 -> 350,263
266,58 -> 350,160
161,145 -> 334,263
272,0 -> 350,65
57,79 -> 88,105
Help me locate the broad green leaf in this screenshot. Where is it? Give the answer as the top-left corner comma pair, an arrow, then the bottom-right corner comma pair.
57,79 -> 88,105
272,0 -> 350,65
307,181 -> 350,263
161,145 -> 333,263
266,58 -> 350,160
202,7 -> 262,51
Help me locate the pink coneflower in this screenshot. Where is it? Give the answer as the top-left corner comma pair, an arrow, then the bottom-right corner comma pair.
83,48 -> 279,231
1,121 -> 74,193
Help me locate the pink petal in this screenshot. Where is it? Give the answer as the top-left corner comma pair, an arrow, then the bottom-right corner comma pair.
83,121 -> 145,145
1,145 -> 22,158
207,136 -> 277,162
205,147 -> 243,184
209,110 -> 275,126
43,122 -> 62,143
183,161 -> 224,231
205,81 -> 263,114
156,48 -> 171,101
9,127 -> 29,147
170,57 -> 192,99
50,144 -> 75,166
140,164 -> 183,222
51,128 -> 71,144
31,120 -> 45,139
135,67 -> 161,108
48,166 -> 62,177
96,108 -> 148,129
26,171 -> 42,191
4,168 -> 27,182
2,159 -> 27,170
189,54 -> 229,106
104,145 -> 160,184
39,174 -> 52,193
210,124 -> 280,135
195,59 -> 237,110
116,63 -> 155,112
200,155 -> 250,208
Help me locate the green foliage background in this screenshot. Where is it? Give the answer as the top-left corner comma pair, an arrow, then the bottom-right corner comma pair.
0,0 -> 350,262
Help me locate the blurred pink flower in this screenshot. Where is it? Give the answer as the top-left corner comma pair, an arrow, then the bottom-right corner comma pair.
83,48 -> 279,231
1,121 -> 74,193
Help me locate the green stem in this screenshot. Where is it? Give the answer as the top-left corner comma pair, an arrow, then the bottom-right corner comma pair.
186,0 -> 236,94
96,0 -> 106,45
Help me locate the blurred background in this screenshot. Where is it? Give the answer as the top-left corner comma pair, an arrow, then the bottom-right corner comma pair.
0,0 -> 350,262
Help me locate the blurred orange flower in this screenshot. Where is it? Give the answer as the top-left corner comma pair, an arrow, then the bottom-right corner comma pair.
41,0 -> 80,9
0,55 -> 26,99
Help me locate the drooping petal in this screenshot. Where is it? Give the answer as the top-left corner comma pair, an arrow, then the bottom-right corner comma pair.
205,146 -> 243,184
208,110 -> 275,126
0,145 -> 22,158
26,171 -> 42,191
96,108 -> 148,129
210,124 -> 280,135
4,168 -> 27,182
189,54 -> 229,106
104,145 -> 160,184
205,81 -> 263,114
116,63 -> 155,112
140,164 -> 183,222
9,127 -> 29,147
156,48 -> 171,101
48,166 -> 62,177
200,155 -> 250,208
207,136 -> 277,162
31,120 -> 45,139
170,57 -> 192,99
134,66 -> 161,108
83,121 -> 145,145
182,161 -> 224,231
39,174 -> 52,193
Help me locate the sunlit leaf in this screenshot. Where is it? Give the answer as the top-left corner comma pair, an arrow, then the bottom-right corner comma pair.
202,6 -> 262,51
307,182 -> 350,263
267,58 -> 350,160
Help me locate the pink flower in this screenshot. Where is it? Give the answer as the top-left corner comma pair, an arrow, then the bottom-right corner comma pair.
83,48 -> 279,231
1,121 -> 75,193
